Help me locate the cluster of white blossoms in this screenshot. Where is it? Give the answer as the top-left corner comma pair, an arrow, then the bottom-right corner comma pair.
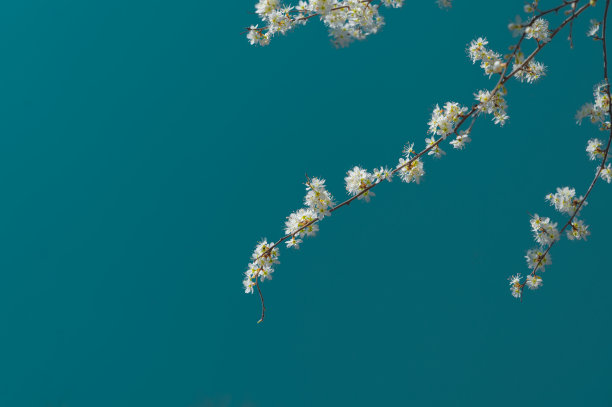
246,0 -> 456,48
468,37 -> 505,77
428,102 -> 468,139
514,56 -> 547,84
524,18 -> 551,43
508,272 -> 543,298
513,73 -> 612,300
576,82 -> 611,129
244,240 -> 281,294
345,166 -> 377,201
474,89 -> 509,126
546,186 -> 586,216
576,82 -> 612,182
512,185 -> 593,299
530,214 -> 560,246
285,177 -> 335,248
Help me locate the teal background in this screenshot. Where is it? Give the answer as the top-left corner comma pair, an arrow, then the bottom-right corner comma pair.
0,0 -> 610,406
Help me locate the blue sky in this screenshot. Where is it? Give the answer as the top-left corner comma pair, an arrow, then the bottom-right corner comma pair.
0,0 -> 610,406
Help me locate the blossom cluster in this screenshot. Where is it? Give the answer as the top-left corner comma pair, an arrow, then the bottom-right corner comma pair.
576,83 -> 612,181
428,102 -> 468,139
345,166 -> 377,201
510,185 -> 593,299
247,0 -> 388,48
512,75 -> 612,300
243,240 -> 280,294
285,177 -> 335,248
246,0 -> 453,48
475,89 -> 509,125
468,37 -> 505,77
524,18 -> 551,43
513,54 -> 547,84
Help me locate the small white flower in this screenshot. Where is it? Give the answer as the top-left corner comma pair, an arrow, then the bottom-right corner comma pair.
508,273 -> 523,298
428,102 -> 467,138
530,214 -> 559,245
381,0 -> 404,7
514,60 -> 546,83
285,208 -> 319,237
243,277 -> 255,294
588,19 -> 601,38
567,219 -> 590,241
345,166 -> 376,201
247,26 -> 271,46
305,177 -> 335,219
475,89 -> 509,126
450,131 -> 472,150
525,275 -> 543,290
587,139 -> 605,161
286,236 -> 303,249
397,157 -> 425,184
599,163 -> 612,183
425,137 -> 445,158
545,186 -> 577,215
373,166 -> 393,182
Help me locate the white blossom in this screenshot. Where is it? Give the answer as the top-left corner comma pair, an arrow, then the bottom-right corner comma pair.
567,219 -> 590,240
525,275 -> 543,290
530,214 -> 559,245
373,166 -> 393,182
255,0 -> 280,15
397,157 -> 425,184
285,208 -> 319,238
428,102 -> 467,139
345,166 -> 376,201
425,137 -> 445,158
468,37 -> 505,77
475,89 -> 509,126
514,60 -> 547,83
587,138 -> 605,160
577,82 -> 611,128
243,239 -> 281,293
545,186 -> 576,214
525,18 -> 551,43
247,26 -> 271,46
508,273 -> 523,298
286,236 -> 303,249
599,163 -> 612,183
305,177 -> 335,219
381,0 -> 404,8
525,248 -> 551,271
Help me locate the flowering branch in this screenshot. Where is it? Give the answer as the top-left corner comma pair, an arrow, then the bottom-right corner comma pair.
244,0 -> 607,322
510,0 -> 612,297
